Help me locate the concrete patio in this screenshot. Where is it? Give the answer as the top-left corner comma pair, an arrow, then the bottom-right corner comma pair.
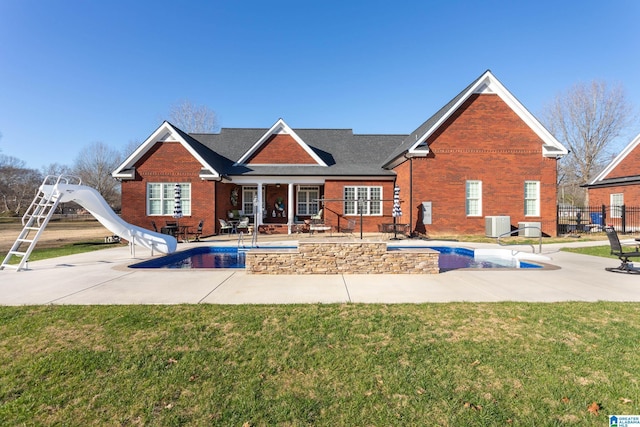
1,234 -> 639,305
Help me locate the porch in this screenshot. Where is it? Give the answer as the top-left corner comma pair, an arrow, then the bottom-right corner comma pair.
219,182 -> 361,235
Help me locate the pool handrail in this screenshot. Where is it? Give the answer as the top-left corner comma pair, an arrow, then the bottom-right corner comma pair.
497,226 -> 542,254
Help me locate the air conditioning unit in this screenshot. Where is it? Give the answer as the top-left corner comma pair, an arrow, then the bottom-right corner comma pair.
485,216 -> 511,237
518,222 -> 541,237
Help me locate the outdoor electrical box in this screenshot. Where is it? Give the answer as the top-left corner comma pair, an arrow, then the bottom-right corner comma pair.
421,202 -> 432,225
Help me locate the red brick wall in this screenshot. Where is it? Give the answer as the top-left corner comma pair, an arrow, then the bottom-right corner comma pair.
248,134 -> 317,164
588,185 -> 640,229
395,94 -> 559,236
605,147 -> 640,179
589,185 -> 640,207
121,142 -> 217,237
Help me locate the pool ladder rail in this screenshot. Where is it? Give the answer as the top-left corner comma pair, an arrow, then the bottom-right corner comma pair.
496,225 -> 542,254
237,227 -> 258,249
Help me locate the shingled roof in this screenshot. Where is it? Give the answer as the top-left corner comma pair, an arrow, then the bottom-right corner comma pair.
113,71 -> 566,181
190,128 -> 405,177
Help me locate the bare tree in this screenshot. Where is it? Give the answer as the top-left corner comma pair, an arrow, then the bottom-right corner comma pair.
73,142 -> 123,209
541,80 -> 636,205
41,162 -> 72,178
168,100 -> 219,133
0,154 -> 42,215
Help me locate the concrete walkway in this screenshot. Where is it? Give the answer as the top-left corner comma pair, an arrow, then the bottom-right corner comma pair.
1,235 -> 639,305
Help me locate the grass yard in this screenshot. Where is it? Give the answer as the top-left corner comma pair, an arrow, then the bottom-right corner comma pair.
1,303 -> 639,426
561,245 -> 617,259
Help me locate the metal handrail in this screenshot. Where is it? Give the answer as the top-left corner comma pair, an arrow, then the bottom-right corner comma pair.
497,226 -> 542,254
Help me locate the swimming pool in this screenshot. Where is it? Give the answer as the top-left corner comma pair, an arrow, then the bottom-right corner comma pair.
129,246 -> 543,270
420,246 -> 542,271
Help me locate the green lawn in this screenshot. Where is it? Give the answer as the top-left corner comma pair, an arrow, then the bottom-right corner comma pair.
1,241 -> 117,264
561,245 -> 617,259
1,303 -> 639,426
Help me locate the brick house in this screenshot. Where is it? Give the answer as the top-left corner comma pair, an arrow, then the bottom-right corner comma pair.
584,132 -> 640,221
112,70 -> 567,237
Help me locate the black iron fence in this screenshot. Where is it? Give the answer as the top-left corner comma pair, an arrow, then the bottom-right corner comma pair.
557,205 -> 640,235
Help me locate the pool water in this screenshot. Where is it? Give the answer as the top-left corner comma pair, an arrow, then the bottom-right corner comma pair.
424,246 -> 541,271
129,246 -> 542,270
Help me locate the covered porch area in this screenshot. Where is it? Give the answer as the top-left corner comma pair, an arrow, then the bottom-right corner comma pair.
219,180 -> 324,235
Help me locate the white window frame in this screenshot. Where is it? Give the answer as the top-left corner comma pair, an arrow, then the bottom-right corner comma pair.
296,185 -> 320,216
524,181 -> 540,217
147,183 -> 191,216
465,180 -> 482,217
344,186 -> 382,216
241,186 -> 265,215
611,193 -> 624,218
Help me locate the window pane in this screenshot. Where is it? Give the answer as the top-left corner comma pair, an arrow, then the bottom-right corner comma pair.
467,200 -> 478,215
148,183 -> 160,199
611,193 -> 623,218
524,181 -> 539,216
370,187 -> 382,215
163,199 -> 173,215
466,181 -> 481,216
149,200 -> 161,215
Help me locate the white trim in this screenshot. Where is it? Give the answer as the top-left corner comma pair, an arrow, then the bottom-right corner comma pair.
235,118 -> 328,166
524,180 -> 540,217
589,133 -> 640,184
610,193 -> 624,218
343,185 -> 383,216
112,121 -> 221,180
229,175 -> 396,185
465,180 -> 482,217
408,71 -> 568,159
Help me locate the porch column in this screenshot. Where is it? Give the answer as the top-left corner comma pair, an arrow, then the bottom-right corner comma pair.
287,183 -> 294,234
257,182 -> 264,226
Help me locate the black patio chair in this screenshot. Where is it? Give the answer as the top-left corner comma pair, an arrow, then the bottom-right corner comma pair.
604,226 -> 640,274
151,220 -> 158,232
189,220 -> 204,241
340,219 -> 356,235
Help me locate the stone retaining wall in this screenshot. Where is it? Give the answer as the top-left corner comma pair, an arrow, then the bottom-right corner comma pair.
246,241 -> 439,274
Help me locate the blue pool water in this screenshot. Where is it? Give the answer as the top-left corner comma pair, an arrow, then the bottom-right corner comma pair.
129,246 -> 542,270
418,246 -> 541,271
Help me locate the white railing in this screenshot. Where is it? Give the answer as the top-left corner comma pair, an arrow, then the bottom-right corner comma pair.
497,226 -> 543,254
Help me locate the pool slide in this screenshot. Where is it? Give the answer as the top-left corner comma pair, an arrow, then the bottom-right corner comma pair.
43,183 -> 177,254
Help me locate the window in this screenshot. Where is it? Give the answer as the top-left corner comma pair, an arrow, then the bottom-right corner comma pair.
296,186 -> 319,215
524,181 -> 540,216
147,183 -> 191,216
611,193 -> 624,218
242,186 -> 265,215
465,180 -> 482,216
344,186 -> 382,216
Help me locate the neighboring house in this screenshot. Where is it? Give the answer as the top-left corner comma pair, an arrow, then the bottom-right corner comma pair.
584,133 -> 640,222
112,70 -> 567,237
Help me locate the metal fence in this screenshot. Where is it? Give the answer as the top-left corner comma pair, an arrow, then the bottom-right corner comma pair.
557,205 -> 640,235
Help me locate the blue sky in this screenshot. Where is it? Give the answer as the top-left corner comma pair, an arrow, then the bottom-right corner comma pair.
1,0 -> 639,170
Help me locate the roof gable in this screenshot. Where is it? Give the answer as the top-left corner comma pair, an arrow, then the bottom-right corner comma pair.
235,119 -> 328,166
589,132 -> 640,184
383,70 -> 568,168
112,121 -> 222,180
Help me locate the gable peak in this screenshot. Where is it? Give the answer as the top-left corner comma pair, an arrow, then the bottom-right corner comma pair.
235,118 -> 328,166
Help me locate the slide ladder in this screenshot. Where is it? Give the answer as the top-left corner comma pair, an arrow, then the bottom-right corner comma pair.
1,176 -> 67,271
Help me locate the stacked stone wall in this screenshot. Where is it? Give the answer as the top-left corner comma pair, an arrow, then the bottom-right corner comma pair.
246,241 -> 439,274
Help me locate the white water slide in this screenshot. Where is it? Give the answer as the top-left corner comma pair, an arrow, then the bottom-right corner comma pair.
2,176 -> 177,271
51,183 -> 178,254
47,182 -> 177,254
